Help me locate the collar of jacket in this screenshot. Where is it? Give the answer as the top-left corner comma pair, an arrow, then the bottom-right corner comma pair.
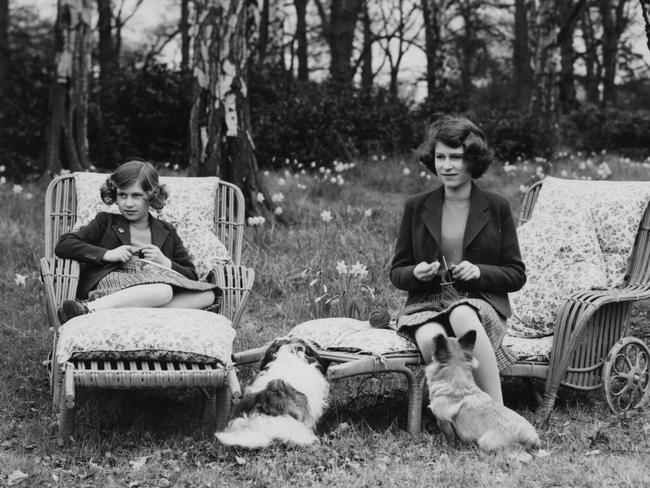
421,181 -> 490,251
110,213 -> 170,248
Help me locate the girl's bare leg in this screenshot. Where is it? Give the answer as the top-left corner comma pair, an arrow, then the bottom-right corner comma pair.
90,284 -> 174,310
414,321 -> 448,364
162,290 -> 216,309
448,305 -> 503,405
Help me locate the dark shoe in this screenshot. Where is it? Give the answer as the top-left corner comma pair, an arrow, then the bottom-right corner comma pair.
57,300 -> 90,324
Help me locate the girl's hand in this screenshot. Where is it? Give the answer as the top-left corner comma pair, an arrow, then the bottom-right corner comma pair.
103,245 -> 138,263
138,244 -> 172,268
413,261 -> 440,281
450,261 -> 480,282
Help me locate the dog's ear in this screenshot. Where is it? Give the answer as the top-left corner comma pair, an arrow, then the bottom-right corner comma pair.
260,337 -> 289,369
433,334 -> 450,363
458,330 -> 477,351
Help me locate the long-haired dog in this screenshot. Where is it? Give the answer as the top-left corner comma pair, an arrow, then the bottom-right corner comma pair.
425,331 -> 542,460
216,337 -> 329,449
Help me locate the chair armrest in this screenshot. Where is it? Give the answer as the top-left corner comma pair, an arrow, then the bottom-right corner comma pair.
39,257 -> 80,330
208,264 -> 255,328
232,346 -> 267,366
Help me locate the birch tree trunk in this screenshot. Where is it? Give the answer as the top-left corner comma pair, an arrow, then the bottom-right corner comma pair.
0,0 -> 8,91
44,0 -> 92,175
513,0 -> 532,111
181,0 -> 191,72
528,1 -> 558,122
188,0 -> 272,217
642,0 -> 650,52
295,0 -> 308,81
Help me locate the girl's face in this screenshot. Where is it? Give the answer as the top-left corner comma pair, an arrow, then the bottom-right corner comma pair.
116,181 -> 151,225
434,141 -> 471,190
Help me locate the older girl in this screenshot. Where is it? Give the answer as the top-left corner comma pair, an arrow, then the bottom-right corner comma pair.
390,115 -> 526,404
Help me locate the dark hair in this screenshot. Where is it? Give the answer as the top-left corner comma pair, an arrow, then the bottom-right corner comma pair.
100,159 -> 169,210
416,114 -> 493,178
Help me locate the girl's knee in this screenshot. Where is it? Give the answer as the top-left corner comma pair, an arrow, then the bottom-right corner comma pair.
151,284 -> 174,305
415,322 -> 447,364
448,305 -> 481,334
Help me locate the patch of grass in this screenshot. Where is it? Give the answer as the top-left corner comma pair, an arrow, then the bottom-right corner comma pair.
1,154 -> 650,487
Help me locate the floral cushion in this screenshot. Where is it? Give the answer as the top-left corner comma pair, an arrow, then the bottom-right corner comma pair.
72,172 -> 233,279
288,318 -> 418,355
531,177 -> 650,288
288,318 -> 371,348
503,335 -> 553,362
509,205 -> 607,337
56,308 -> 235,365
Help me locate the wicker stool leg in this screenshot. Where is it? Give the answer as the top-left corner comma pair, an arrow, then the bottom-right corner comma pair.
540,388 -> 558,422
406,371 -> 426,434
58,363 -> 76,442
215,386 -> 232,431
202,388 -> 217,425
52,363 -> 63,412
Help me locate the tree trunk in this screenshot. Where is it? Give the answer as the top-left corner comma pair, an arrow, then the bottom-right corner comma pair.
295,0 -> 308,81
0,0 -> 8,91
581,6 -> 601,104
181,0 -> 190,71
513,0 -> 532,111
528,1 -> 557,120
328,0 -> 364,85
557,0 -> 584,113
44,0 -> 93,175
642,0 -> 650,53
599,0 -> 628,106
97,0 -> 114,94
188,0 -> 272,218
360,3 -> 372,97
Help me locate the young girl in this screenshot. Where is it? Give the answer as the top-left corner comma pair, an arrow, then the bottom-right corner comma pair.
390,115 -> 526,404
55,159 -> 221,323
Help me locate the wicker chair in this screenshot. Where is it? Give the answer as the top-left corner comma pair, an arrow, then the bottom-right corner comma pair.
41,174 -> 255,441
234,180 -> 650,434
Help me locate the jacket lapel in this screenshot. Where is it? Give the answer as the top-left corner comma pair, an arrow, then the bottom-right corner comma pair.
149,214 -> 170,248
463,183 -> 490,250
421,186 -> 444,246
111,215 -> 131,246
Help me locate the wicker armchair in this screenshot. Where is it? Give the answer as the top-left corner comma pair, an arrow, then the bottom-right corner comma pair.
234,180 -> 650,433
41,174 -> 255,441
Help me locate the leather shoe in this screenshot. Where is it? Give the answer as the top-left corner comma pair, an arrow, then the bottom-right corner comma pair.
57,300 -> 90,324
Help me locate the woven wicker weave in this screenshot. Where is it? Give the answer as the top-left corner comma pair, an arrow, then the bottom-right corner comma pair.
41,174 -> 255,442
234,180 -> 650,433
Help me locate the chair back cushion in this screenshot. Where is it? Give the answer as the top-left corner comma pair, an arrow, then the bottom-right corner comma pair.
509,177 -> 650,337
56,308 -> 235,365
73,172 -> 232,279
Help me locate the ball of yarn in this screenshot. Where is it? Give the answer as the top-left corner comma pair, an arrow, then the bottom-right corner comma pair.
369,309 -> 391,329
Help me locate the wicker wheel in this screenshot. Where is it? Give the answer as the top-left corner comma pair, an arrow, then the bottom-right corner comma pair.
603,337 -> 650,413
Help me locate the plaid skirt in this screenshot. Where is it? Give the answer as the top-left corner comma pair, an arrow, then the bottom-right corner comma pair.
397,289 -> 516,373
88,259 -> 219,300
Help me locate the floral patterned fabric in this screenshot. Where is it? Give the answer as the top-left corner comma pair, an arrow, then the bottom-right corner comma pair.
502,335 -> 553,362
531,177 -> 650,288
288,318 -> 418,355
56,308 -> 235,365
509,177 -> 650,338
72,172 -> 233,279
509,207 -> 607,337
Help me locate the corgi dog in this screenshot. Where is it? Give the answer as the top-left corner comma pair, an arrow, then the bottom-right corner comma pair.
216,337 -> 329,449
425,331 -> 542,460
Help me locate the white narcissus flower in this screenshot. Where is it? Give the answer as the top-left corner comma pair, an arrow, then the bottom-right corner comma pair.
274,207 -> 283,215
247,216 -> 266,226
0,176 -> 6,185
256,192 -> 265,202
364,209 -> 373,218
14,273 -> 27,286
349,262 -> 368,278
278,178 -> 286,186
0,165 -> 5,172
402,168 -> 411,175
336,260 -> 349,275
271,193 -> 284,203
24,192 -> 34,200
12,184 -> 23,194
320,210 -> 332,223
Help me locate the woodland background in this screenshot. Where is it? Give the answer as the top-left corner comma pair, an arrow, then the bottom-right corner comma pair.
2,0 -> 650,216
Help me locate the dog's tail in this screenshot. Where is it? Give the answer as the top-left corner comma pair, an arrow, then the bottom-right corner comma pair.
215,413 -> 318,449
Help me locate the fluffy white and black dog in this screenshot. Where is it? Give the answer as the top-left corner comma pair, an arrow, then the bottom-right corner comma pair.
216,337 -> 329,449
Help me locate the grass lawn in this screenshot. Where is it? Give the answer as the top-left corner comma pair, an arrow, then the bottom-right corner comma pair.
1,153 -> 649,487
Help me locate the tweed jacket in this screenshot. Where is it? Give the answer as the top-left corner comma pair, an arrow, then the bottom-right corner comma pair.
389,183 -> 526,318
55,212 -> 198,299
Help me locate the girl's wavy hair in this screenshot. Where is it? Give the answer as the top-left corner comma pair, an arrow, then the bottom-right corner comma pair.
100,159 -> 168,210
415,114 -> 493,178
